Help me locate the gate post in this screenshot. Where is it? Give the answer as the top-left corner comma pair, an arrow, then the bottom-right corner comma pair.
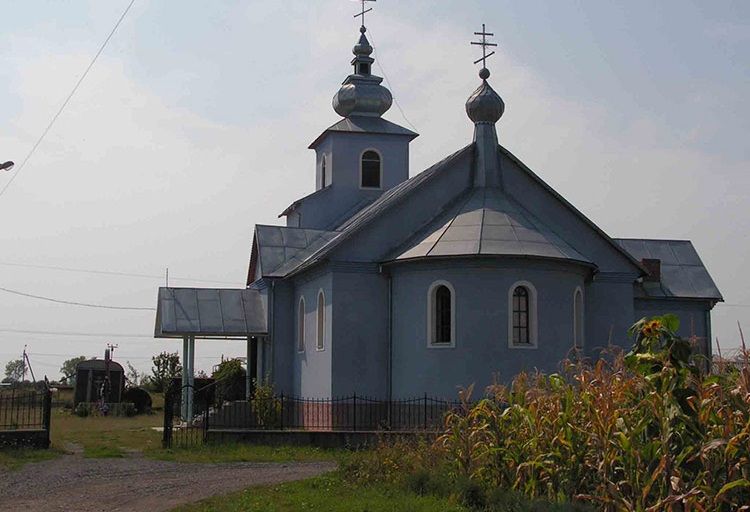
42,381 -> 52,449
163,383 -> 174,449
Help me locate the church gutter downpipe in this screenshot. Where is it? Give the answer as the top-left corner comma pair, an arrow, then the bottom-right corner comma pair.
381,264 -> 394,404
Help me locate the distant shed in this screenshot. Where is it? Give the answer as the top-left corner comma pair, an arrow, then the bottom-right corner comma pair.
74,359 -> 125,405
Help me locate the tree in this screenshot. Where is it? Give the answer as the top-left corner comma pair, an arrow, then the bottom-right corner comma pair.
60,356 -> 86,386
4,359 -> 25,382
149,352 -> 181,392
125,361 -> 145,387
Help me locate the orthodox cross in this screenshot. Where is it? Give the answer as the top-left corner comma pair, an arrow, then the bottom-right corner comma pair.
471,24 -> 497,69
354,0 -> 376,27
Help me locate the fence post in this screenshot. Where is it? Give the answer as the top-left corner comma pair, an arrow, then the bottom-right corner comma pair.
280,393 -> 284,430
42,384 -> 52,449
162,384 -> 174,449
203,391 -> 209,444
352,393 -> 357,432
423,393 -> 428,430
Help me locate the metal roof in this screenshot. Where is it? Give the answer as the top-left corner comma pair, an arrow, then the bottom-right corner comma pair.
390,187 -> 593,265
154,287 -> 267,339
283,145 -> 475,277
253,225 -> 339,278
309,116 -> 418,149
614,239 -> 723,301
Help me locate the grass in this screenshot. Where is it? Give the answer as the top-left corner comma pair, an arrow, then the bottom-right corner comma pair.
156,442 -> 340,464
171,472 -> 468,512
0,447 -> 62,470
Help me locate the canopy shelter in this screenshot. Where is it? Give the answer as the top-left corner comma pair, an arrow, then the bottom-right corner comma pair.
154,287 -> 268,421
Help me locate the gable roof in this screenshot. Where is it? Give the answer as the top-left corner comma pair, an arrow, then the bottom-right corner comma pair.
309,116 -> 418,149
389,187 -> 593,265
614,239 -> 723,301
282,144 -> 475,277
499,146 -> 647,275
248,225 -> 339,282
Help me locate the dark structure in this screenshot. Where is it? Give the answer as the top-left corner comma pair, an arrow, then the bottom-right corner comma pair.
73,353 -> 124,406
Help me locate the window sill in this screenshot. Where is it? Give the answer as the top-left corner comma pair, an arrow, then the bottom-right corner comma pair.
427,342 -> 456,349
508,343 -> 538,350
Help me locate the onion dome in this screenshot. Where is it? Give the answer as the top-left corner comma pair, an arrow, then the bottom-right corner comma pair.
466,68 -> 505,124
333,27 -> 393,118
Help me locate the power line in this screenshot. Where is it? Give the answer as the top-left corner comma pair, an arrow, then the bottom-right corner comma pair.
0,286 -> 155,311
366,29 -> 419,133
0,328 -> 153,339
0,0 -> 137,199
0,261 -> 238,285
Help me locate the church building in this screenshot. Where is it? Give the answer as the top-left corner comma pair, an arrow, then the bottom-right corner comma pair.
155,19 -> 723,401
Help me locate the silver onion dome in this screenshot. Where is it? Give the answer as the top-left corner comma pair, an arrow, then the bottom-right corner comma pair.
333,27 -> 393,118
466,69 -> 505,124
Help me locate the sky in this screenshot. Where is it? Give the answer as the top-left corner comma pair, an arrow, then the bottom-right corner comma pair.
0,0 -> 748,380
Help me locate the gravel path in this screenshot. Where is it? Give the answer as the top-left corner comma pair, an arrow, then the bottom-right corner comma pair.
0,452 -> 336,512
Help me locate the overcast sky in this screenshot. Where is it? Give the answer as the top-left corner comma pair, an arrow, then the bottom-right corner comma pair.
0,0 -> 748,380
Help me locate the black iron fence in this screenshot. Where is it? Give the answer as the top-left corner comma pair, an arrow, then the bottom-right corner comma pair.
207,394 -> 461,432
0,383 -> 52,448
162,381 -> 461,449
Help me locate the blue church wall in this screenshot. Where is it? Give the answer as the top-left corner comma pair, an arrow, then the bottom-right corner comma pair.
634,298 -> 712,355
331,147 -> 474,262
330,267 -> 389,398
584,279 -> 638,355
389,258 -> 588,399
289,270 -> 333,398
264,280 -> 293,394
292,132 -> 412,231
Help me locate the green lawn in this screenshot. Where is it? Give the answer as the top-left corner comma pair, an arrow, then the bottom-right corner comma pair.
1,407 -> 468,511
171,472 -> 468,512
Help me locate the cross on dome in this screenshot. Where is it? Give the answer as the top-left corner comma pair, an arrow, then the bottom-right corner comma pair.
353,0 -> 376,30
471,23 -> 498,80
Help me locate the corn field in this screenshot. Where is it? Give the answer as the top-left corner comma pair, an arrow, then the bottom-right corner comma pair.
437,316 -> 750,511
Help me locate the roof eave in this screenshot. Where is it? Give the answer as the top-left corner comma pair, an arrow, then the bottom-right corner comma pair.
380,253 -> 598,270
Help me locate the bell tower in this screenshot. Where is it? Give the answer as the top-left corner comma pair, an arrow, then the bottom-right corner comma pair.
281,4 -> 418,230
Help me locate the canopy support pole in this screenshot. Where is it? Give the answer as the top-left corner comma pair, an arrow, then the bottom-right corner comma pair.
181,336 -> 189,420
186,336 -> 195,422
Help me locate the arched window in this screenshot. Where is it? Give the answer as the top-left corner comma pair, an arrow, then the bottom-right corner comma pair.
316,291 -> 325,351
297,297 -> 305,353
321,155 -> 327,189
508,281 -> 538,348
360,150 -> 381,189
427,281 -> 455,347
573,288 -> 584,350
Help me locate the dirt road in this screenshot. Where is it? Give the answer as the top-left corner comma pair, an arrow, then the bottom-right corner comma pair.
0,453 -> 335,512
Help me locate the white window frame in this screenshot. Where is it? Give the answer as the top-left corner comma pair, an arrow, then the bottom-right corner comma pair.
297,297 -> 305,353
359,148 -> 383,190
508,280 -> 538,349
316,290 -> 326,351
426,280 -> 456,349
573,287 -> 584,350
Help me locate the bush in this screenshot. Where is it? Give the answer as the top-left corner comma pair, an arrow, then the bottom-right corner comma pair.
74,402 -> 90,417
211,359 -> 246,403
